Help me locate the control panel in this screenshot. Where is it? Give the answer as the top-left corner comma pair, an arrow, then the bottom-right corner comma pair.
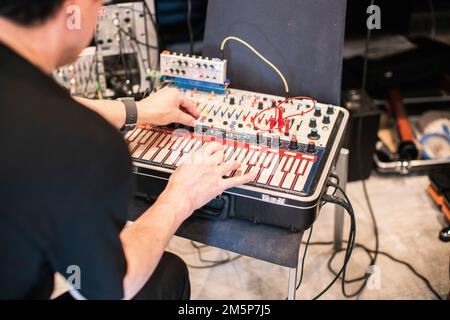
160,51 -> 227,85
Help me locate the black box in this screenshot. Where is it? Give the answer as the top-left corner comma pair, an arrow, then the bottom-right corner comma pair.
342,90 -> 381,182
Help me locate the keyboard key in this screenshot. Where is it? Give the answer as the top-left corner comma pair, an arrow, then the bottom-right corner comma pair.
281,159 -> 300,189
141,134 -> 166,161
131,132 -> 158,158
257,155 -> 279,185
293,160 -> 313,192
269,157 -> 287,187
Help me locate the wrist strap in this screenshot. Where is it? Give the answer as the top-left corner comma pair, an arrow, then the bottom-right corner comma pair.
119,98 -> 138,131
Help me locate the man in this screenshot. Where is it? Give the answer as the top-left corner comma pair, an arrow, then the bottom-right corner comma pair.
0,0 -> 255,299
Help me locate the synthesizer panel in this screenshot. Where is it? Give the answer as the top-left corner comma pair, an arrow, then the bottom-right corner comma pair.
126,86 -> 349,230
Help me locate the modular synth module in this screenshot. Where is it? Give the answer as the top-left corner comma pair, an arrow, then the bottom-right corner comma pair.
125,51 -> 349,231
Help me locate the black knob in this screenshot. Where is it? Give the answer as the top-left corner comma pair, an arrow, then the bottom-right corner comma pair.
327,105 -> 334,114
289,135 -> 299,150
229,97 -> 235,105
308,128 -> 320,140
306,141 -> 316,153
323,114 -> 330,124
258,102 -> 264,110
309,117 -> 317,128
271,100 -> 276,107
314,106 -> 322,117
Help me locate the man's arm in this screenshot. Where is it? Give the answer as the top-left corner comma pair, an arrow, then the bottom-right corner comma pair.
119,142 -> 256,300
74,87 -> 200,129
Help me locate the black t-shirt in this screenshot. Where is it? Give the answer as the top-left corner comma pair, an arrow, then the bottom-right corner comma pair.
0,43 -> 133,299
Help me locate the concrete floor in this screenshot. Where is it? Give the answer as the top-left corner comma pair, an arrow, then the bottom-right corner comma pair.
167,173 -> 450,300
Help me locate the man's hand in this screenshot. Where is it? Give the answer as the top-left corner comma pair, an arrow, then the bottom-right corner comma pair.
157,142 -> 257,225
137,87 -> 200,127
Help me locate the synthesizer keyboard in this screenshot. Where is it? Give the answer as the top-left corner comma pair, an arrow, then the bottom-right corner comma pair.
126,86 -> 349,231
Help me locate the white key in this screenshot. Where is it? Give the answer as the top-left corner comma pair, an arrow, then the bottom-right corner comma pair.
235,149 -> 247,163
282,157 -> 295,173
132,132 -> 160,158
239,150 -> 254,173
293,161 -> 313,192
124,130 -> 134,140
131,132 -> 157,158
176,152 -> 191,166
248,153 -> 266,174
164,139 -> 186,166
128,128 -> 142,142
296,159 -> 307,175
281,159 -> 300,189
183,139 -> 196,152
153,138 -> 175,163
224,146 -> 234,161
139,131 -> 154,144
269,157 -> 287,187
177,137 -> 190,151
193,140 -> 203,151
248,152 -> 260,165
262,153 -> 274,168
227,147 -> 241,161
169,137 -> 184,151
141,135 -> 165,161
257,155 -> 279,184
127,130 -> 147,153
157,135 -> 171,148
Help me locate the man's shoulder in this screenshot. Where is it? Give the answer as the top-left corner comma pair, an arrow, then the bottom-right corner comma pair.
0,80 -> 131,180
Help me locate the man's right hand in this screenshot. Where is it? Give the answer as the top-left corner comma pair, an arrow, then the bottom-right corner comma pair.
157,142 -> 257,224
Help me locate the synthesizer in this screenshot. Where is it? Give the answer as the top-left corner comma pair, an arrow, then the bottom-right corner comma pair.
125,52 -> 349,231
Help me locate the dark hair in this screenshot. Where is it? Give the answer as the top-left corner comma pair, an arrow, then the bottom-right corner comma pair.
0,0 -> 65,26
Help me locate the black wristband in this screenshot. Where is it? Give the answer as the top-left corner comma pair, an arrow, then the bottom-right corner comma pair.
119,98 -> 138,131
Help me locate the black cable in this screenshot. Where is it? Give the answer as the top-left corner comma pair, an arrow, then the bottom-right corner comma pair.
187,0 -> 194,55
304,240 -> 442,300
143,1 -> 161,69
335,0 -> 381,298
119,32 -> 133,96
360,0 -> 374,96
186,241 -> 242,269
83,26 -> 100,97
118,26 -> 158,49
82,50 -> 97,97
328,181 -> 378,297
312,193 -> 356,300
129,40 -> 142,95
141,0 -> 153,92
296,225 -> 313,291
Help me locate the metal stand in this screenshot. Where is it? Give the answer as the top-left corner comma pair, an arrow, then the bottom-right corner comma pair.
287,267 -> 298,300
286,148 -> 349,300
333,148 -> 349,250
